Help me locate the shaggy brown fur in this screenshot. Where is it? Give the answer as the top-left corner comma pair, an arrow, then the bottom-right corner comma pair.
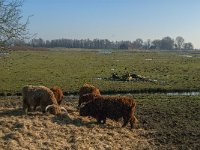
79,95 -> 138,129
78,83 -> 101,107
22,85 -> 63,115
50,86 -> 64,105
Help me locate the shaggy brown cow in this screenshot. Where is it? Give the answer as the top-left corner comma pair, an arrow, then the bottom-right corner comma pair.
22,85 -> 67,115
50,86 -> 64,105
79,94 -> 138,128
78,83 -> 101,107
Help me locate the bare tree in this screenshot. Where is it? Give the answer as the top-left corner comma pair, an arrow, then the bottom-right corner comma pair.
183,42 -> 193,50
143,39 -> 151,49
175,36 -> 184,50
0,0 -> 29,51
133,38 -> 143,49
151,39 -> 161,49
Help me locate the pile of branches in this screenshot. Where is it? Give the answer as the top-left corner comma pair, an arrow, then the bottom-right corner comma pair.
110,72 -> 157,83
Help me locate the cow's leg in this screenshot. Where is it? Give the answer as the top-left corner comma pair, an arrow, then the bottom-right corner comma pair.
122,116 -> 130,127
33,100 -> 40,111
98,113 -> 106,124
130,117 -> 135,129
23,98 -> 29,114
130,115 -> 138,129
102,118 -> 106,124
97,118 -> 106,124
33,98 -> 40,111
33,105 -> 37,111
97,118 -> 101,124
101,115 -> 106,124
40,103 -> 46,113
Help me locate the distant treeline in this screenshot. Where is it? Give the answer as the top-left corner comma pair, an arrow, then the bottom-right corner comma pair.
11,36 -> 194,50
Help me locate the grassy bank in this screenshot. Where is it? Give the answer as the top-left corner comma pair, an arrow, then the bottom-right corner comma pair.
0,49 -> 200,94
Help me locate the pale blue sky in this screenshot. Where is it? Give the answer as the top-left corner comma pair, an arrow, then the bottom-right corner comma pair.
22,0 -> 200,48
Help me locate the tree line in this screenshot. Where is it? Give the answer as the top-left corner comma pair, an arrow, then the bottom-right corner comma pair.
21,36 -> 194,50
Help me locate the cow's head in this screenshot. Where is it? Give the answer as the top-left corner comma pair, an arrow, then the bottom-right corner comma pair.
77,93 -> 98,109
45,104 -> 67,115
79,102 -> 92,116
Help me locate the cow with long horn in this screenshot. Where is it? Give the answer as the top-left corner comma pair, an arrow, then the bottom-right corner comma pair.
22,85 -> 68,115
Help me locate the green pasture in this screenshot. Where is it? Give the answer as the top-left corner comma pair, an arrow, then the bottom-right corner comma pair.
0,49 -> 200,94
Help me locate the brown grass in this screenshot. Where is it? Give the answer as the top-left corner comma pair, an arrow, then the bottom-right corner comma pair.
1,94 -> 199,149
0,96 -> 156,150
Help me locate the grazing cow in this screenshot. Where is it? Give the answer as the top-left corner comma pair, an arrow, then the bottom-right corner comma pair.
22,85 -> 67,115
78,83 -> 101,107
50,86 -> 64,105
79,94 -> 138,128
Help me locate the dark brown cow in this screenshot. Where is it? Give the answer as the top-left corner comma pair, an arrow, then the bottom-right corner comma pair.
79,94 -> 138,128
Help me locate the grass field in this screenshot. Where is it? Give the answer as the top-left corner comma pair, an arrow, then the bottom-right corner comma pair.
0,49 -> 200,149
0,49 -> 200,94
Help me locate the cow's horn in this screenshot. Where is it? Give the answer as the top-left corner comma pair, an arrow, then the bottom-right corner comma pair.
79,103 -> 87,108
82,94 -> 89,97
77,101 -> 89,110
61,107 -> 67,113
45,105 -> 54,112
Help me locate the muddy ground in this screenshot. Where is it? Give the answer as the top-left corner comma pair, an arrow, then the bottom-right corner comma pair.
0,95 -> 199,150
